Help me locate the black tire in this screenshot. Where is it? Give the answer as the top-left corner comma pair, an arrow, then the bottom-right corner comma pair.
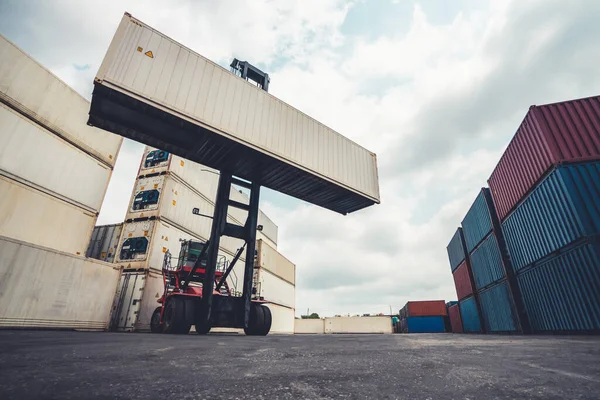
244,303 -> 266,336
163,297 -> 191,335
194,321 -> 211,335
150,307 -> 163,333
258,306 -> 272,336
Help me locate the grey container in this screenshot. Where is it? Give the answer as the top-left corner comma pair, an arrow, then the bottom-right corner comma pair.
86,223 -> 124,263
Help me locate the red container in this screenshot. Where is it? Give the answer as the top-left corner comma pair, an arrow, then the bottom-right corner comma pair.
489,95 -> 600,220
453,260 -> 474,301
448,304 -> 463,333
402,301 -> 447,317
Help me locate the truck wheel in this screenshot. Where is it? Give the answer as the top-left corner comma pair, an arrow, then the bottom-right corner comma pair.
244,303 -> 266,336
150,307 -> 163,333
258,306 -> 272,336
164,297 -> 191,334
195,322 -> 211,335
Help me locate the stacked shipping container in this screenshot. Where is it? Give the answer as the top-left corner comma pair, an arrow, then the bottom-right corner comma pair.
446,95 -> 600,335
0,34 -> 122,254
491,96 -> 600,334
461,188 -> 523,333
0,34 -> 123,329
398,301 -> 447,333
446,228 -> 482,333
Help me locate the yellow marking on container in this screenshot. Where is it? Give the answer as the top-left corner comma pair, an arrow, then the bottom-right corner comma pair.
172,200 -> 177,206
165,236 -> 168,241
137,46 -> 143,52
140,186 -> 145,190
162,247 -> 167,253
145,51 -> 154,58
154,184 -> 159,189
128,233 -> 133,237
180,160 -> 184,166
101,252 -> 107,258
76,252 -> 81,255
109,155 -> 113,159
151,169 -> 155,173
144,230 -> 149,236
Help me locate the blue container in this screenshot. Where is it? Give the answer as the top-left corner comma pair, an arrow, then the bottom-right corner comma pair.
447,228 -> 467,271
404,316 -> 446,333
479,280 -> 517,332
459,296 -> 482,333
502,162 -> 600,272
517,239 -> 600,333
462,189 -> 494,253
470,233 -> 505,290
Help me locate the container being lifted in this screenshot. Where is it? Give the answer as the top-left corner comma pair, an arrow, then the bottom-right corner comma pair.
88,13 -> 380,336
88,13 -> 380,216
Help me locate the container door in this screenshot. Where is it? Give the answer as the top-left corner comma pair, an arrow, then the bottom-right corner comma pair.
111,272 -> 147,332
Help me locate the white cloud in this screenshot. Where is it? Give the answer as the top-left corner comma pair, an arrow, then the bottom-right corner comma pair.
2,0 -> 599,316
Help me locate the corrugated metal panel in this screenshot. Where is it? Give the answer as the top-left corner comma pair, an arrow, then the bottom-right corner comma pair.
400,301 -> 447,318
470,233 -> 505,290
89,14 -> 379,215
0,175 -> 96,255
86,223 -> 123,263
0,102 -> 112,212
502,162 -> 600,271
448,304 -> 463,333
0,235 -> 120,329
461,189 -> 494,252
403,316 -> 446,333
459,296 -> 482,333
453,260 -> 474,300
255,268 -> 295,309
0,34 -> 122,167
517,240 -> 600,333
447,228 -> 467,271
256,239 -> 295,285
479,280 -> 517,332
489,95 -> 600,221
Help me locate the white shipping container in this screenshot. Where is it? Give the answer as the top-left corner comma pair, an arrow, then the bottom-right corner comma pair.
124,174 -> 244,257
0,235 -> 121,330
111,270 -> 164,332
0,34 -> 122,167
0,175 -> 96,255
0,102 -> 112,212
139,146 -> 278,246
115,218 -> 245,293
91,14 -> 379,215
324,316 -> 393,334
255,268 -> 295,309
295,319 -> 325,334
264,304 -> 295,334
256,239 -> 295,285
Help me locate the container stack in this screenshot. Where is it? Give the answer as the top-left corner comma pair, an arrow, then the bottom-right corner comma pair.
446,228 -> 482,333
461,188 -> 524,333
446,95 -> 600,335
110,146 -> 295,332
398,301 -> 447,333
489,96 -> 600,333
0,34 -> 122,330
0,34 -> 122,255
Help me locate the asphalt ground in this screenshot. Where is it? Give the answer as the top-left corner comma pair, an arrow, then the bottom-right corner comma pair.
0,330 -> 599,399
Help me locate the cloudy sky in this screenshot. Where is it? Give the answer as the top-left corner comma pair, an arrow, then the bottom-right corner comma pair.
2,0 -> 599,316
